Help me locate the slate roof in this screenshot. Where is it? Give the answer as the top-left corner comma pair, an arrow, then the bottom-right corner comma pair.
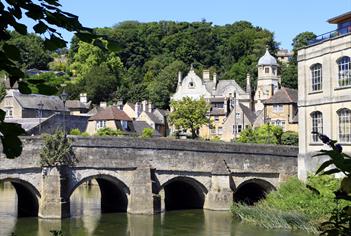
11,90 -> 66,111
263,87 -> 298,105
239,103 -> 257,124
143,111 -> 163,124
4,117 -> 46,131
87,106 -> 105,116
154,108 -> 169,117
89,106 -> 132,121
205,80 -> 246,96
66,100 -> 91,109
132,121 -> 161,136
209,108 -> 226,116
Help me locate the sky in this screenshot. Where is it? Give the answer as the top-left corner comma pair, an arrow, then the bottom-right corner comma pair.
31,0 -> 351,49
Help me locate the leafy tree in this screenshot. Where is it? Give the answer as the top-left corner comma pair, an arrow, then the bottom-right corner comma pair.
281,131 -> 299,146
236,124 -> 283,144
96,127 -> 123,136
280,63 -> 298,89
141,128 -> 154,138
24,72 -> 70,95
169,97 -> 210,139
40,131 -> 76,167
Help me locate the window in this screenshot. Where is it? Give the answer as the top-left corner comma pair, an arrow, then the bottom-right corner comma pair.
265,67 -> 269,73
120,120 -> 129,131
273,104 -> 283,112
5,108 -> 13,118
236,112 -> 241,119
218,127 -> 223,135
338,109 -> 351,143
96,120 -> 106,129
214,116 -> 219,122
233,124 -> 242,134
311,111 -> 323,142
311,64 -> 322,91
210,128 -> 216,134
272,119 -> 286,130
338,56 -> 351,87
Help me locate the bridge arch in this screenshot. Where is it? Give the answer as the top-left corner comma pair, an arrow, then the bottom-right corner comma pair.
69,174 -> 130,213
160,176 -> 208,211
0,178 -> 40,217
234,178 -> 276,205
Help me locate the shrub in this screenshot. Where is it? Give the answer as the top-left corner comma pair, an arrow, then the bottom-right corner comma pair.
81,132 -> 90,137
40,131 -> 77,167
211,136 -> 221,142
281,131 -> 299,145
141,128 -> 153,138
96,127 -> 123,136
69,128 -> 81,135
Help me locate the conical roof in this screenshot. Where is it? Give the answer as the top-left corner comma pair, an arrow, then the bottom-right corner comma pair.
258,48 -> 277,66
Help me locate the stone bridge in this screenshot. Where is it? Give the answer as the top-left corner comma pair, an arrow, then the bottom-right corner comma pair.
0,137 -> 298,219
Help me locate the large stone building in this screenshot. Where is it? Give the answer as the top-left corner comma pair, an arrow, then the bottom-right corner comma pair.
171,48 -> 282,141
298,11 -> 351,179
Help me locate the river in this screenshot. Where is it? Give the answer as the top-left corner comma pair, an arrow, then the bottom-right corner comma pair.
0,182 -> 312,236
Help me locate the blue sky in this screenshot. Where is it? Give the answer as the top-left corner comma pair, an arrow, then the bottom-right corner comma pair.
39,1 -> 351,49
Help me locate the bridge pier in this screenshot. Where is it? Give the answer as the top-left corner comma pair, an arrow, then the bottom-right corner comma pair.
128,165 -> 161,215
204,160 -> 233,211
38,166 -> 70,219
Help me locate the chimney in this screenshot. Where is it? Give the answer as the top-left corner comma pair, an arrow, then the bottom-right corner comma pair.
148,102 -> 153,113
117,100 -> 123,110
80,93 -> 87,103
135,102 -> 141,118
178,71 -> 182,85
212,72 -> 217,90
142,100 -> 148,112
203,69 -> 210,82
100,102 -> 107,108
246,74 -> 251,94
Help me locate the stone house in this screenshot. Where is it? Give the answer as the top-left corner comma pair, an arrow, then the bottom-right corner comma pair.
263,87 -> 298,132
65,93 -> 91,115
297,11 -> 351,179
86,106 -> 133,135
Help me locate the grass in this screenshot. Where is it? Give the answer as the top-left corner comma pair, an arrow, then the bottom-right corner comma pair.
231,175 -> 344,234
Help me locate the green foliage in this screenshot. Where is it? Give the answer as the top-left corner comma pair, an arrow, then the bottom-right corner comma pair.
312,133 -> 351,235
232,176 -> 344,233
280,63 -> 298,89
96,127 -> 123,136
281,131 -> 299,146
141,128 -> 154,138
40,131 -> 77,167
24,72 -> 70,95
81,132 -> 90,137
169,97 -> 210,139
0,81 -> 6,101
236,124 -> 283,144
211,136 -> 221,142
69,128 -> 81,135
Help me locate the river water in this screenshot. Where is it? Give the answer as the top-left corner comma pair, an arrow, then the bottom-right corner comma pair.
0,183 -> 312,236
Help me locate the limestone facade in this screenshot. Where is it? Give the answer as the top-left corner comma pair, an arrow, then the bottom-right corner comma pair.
297,11 -> 351,179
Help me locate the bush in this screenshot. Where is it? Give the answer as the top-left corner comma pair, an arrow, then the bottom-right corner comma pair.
236,124 -> 283,144
141,128 -> 153,138
40,131 -> 77,167
281,131 -> 298,145
211,136 -> 221,142
96,127 -> 123,136
81,132 -> 90,137
69,128 -> 81,135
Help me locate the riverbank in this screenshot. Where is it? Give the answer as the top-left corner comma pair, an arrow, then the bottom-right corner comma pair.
231,176 -> 344,234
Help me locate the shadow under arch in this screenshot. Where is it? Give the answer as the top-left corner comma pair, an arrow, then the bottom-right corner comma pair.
234,178 -> 276,205
69,174 -> 130,213
160,176 -> 208,211
0,178 -> 40,217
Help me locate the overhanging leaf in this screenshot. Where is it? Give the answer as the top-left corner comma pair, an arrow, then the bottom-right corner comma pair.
316,160 -> 334,175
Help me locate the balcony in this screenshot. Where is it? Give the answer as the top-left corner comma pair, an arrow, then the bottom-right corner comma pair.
308,25 -> 351,46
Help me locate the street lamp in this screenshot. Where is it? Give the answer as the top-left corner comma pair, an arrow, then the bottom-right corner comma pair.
37,101 -> 44,135
60,90 -> 68,136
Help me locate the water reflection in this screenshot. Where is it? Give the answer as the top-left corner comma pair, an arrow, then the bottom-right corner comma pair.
0,182 -> 313,236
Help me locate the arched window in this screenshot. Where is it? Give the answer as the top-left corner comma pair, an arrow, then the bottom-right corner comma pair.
337,56 -> 351,87
311,111 -> 323,142
311,64 -> 322,91
338,108 -> 351,143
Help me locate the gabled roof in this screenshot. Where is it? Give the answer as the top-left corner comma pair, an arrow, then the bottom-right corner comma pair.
209,107 -> 226,116
154,108 -> 169,117
87,106 -> 105,116
89,106 -> 132,121
132,121 -> 161,136
143,111 -> 163,124
239,103 -> 257,124
125,102 -> 136,111
264,87 -> 298,105
11,90 -> 65,111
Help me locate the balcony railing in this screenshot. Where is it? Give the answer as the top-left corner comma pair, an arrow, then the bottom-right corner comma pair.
308,25 -> 351,46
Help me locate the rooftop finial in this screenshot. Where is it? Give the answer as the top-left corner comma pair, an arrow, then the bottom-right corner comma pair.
190,63 -> 194,71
